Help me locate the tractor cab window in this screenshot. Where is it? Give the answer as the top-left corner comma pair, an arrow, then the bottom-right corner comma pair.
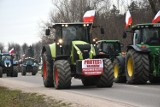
24,59 -> 34,65
62,25 -> 90,55
142,28 -> 160,45
2,55 -> 11,61
102,43 -> 120,54
62,25 -> 88,43
133,28 -> 160,45
134,30 -> 141,44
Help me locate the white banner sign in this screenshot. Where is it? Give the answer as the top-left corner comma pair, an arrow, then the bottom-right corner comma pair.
82,59 -> 103,76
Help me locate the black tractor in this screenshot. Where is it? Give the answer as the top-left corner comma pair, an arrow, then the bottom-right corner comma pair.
21,57 -> 38,76
0,53 -> 18,77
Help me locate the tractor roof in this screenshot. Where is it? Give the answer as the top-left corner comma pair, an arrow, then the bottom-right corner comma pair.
131,23 -> 160,30
51,22 -> 92,28
97,40 -> 120,43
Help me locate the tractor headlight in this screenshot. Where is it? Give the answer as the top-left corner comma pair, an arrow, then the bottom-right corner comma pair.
58,39 -> 63,44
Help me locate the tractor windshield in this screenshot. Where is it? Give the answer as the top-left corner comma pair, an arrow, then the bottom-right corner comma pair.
62,25 -> 89,45
2,55 -> 11,61
134,28 -> 160,45
102,42 -> 121,54
24,59 -> 34,65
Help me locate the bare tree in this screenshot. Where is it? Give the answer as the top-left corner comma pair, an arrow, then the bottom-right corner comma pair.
148,0 -> 157,15
0,42 -> 4,52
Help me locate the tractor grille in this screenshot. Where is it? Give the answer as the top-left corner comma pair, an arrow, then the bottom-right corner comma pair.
74,44 -> 91,60
26,65 -> 33,72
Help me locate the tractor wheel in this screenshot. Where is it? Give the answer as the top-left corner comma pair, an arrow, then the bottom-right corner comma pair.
126,49 -> 149,84
22,67 -> 26,76
113,58 -> 126,83
81,78 -> 96,86
53,60 -> 71,89
42,48 -> 54,87
32,67 -> 37,75
96,59 -> 114,88
12,66 -> 18,77
0,67 -> 2,78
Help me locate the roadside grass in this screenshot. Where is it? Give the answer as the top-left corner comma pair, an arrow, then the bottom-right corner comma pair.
0,86 -> 71,107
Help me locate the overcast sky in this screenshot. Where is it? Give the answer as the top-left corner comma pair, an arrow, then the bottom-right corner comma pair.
0,0 -> 131,49
0,0 -> 53,48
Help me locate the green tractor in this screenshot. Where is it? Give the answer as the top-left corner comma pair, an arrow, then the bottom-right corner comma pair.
96,40 -> 123,62
42,23 -> 114,89
114,23 -> 160,84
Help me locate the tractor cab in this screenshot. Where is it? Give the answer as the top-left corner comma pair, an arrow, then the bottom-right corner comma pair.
96,40 -> 122,62
46,23 -> 95,63
131,23 -> 160,46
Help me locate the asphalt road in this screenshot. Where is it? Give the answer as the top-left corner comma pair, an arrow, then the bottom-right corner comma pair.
1,73 -> 160,107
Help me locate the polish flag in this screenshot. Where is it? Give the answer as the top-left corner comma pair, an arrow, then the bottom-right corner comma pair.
9,48 -> 15,55
125,10 -> 132,28
152,10 -> 160,23
83,10 -> 96,23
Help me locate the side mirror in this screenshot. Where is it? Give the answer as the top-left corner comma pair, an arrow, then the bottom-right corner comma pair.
123,32 -> 127,38
100,28 -> 105,34
45,29 -> 50,36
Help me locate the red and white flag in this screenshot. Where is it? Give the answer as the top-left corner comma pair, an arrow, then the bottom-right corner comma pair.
152,10 -> 160,23
9,48 -> 15,55
125,10 -> 132,28
83,10 -> 96,23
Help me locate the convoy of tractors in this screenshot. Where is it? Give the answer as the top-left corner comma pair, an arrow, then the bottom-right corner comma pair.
1,10 -> 160,90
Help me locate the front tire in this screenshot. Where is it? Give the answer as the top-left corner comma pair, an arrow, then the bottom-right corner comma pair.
53,60 -> 71,89
32,67 -> 37,75
42,47 -> 54,87
113,58 -> 126,83
96,59 -> 114,88
126,49 -> 149,84
22,67 -> 26,76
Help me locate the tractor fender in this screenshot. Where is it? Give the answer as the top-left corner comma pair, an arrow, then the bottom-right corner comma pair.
42,43 -> 56,59
127,45 -> 150,53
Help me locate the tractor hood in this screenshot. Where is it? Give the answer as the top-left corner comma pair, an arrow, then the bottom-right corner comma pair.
71,41 -> 96,64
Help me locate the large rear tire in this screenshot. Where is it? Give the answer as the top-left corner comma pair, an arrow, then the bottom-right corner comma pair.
113,58 -> 126,83
0,67 -> 2,78
96,59 -> 114,88
42,47 -> 54,87
126,49 -> 149,84
53,60 -> 71,89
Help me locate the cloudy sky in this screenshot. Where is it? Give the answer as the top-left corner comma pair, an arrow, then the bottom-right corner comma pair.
0,0 -> 53,48
0,0 -> 131,49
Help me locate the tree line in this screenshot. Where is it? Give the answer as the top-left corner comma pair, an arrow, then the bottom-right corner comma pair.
40,0 -> 160,50
0,42 -> 42,62
1,0 -> 159,60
